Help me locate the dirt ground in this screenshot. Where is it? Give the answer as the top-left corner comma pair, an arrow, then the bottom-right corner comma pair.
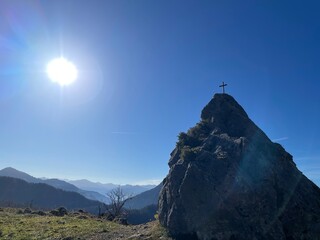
87,221 -> 172,240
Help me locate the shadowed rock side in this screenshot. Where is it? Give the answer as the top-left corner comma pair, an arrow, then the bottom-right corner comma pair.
158,94 -> 320,240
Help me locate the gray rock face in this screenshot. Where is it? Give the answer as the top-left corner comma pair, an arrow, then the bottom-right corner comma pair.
159,94 -> 320,240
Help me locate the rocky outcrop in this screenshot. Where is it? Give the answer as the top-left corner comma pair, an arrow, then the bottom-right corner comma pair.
50,207 -> 68,216
159,94 -> 320,240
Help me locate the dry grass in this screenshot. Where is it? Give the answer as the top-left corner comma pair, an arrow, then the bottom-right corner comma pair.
0,208 -> 118,240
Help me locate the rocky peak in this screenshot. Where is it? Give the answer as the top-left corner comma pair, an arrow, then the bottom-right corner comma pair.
201,94 -> 248,121
159,94 -> 320,240
168,94 -> 279,168
201,94 -> 258,137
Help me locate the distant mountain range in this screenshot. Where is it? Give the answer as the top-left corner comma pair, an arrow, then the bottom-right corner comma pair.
67,179 -> 156,196
0,176 -> 101,213
0,167 -> 157,206
0,167 -> 109,203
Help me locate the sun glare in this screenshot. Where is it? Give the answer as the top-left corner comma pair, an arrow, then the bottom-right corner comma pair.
46,58 -> 78,86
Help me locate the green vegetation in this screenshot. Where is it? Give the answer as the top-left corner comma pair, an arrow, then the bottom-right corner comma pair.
0,208 -> 118,240
0,207 -> 172,240
177,121 -> 211,149
187,122 -> 212,140
180,146 -> 201,162
177,132 -> 201,148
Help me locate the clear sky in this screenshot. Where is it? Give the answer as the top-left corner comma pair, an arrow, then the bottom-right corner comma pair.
0,0 -> 319,185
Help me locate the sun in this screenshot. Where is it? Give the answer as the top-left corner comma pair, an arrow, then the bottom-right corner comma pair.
46,57 -> 78,86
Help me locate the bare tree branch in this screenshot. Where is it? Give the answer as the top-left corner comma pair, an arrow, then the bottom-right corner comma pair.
106,186 -> 133,218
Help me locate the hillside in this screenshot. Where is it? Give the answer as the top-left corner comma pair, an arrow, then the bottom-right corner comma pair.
0,167 -> 38,183
0,207 -> 171,240
0,176 -> 102,213
125,183 -> 162,209
0,167 -> 108,203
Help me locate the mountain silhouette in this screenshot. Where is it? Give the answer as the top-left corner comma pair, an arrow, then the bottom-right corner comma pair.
0,167 -> 108,203
0,176 -> 101,213
125,183 -> 162,209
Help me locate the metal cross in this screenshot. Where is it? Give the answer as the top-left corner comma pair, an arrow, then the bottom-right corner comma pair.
219,81 -> 227,94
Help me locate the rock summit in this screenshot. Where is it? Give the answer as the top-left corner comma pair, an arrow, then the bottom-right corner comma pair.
159,94 -> 320,240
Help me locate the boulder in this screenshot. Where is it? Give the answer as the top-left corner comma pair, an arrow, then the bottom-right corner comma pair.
23,208 -> 32,214
50,207 -> 68,217
159,94 -> 320,240
32,210 -> 46,216
113,217 -> 128,225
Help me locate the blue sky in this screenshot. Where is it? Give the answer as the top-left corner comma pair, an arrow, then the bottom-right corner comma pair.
0,0 -> 319,185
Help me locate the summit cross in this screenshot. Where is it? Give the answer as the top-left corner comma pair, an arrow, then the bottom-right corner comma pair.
219,81 -> 227,94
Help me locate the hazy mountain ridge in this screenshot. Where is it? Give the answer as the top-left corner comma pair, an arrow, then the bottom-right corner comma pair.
0,167 -> 157,205
125,183 -> 162,209
0,167 -> 109,203
0,176 -> 101,213
0,167 -> 39,183
67,179 -> 156,196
